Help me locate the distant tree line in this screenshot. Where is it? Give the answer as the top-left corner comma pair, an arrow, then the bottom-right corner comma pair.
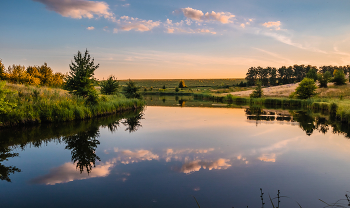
245,65 -> 350,86
0,59 -> 65,87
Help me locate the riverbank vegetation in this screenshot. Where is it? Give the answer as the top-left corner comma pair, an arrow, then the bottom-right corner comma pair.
0,82 -> 143,127
0,50 -> 144,127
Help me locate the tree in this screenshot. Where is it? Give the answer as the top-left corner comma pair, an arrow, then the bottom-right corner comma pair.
332,69 -> 346,85
64,49 -> 99,97
123,79 -> 141,99
37,63 -> 53,86
306,67 -> 318,81
246,67 -> 258,86
318,71 -> 331,88
100,75 -> 119,95
250,81 -> 263,98
0,59 -> 5,80
269,67 -> 277,86
295,78 -> 317,99
178,80 -> 187,88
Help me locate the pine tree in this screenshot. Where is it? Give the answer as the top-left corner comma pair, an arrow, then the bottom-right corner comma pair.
64,49 -> 99,97
100,75 -> 119,95
250,81 -> 263,98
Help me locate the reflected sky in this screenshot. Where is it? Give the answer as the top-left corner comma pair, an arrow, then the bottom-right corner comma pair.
1,106 -> 350,207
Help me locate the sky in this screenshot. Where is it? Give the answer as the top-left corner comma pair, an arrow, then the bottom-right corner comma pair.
1,0 -> 350,79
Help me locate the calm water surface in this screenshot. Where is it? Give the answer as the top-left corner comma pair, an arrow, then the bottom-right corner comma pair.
1,104 -> 350,208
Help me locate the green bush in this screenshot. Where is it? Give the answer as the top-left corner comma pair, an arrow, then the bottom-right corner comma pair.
179,80 -> 187,88
123,79 -> 141,99
175,87 -> 179,92
332,69 -> 346,85
100,75 -> 119,95
317,71 -> 331,88
295,78 -> 317,99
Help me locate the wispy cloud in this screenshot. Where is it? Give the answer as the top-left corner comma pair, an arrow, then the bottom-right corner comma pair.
262,32 -> 327,54
116,16 -> 161,32
179,8 -> 235,24
262,21 -> 281,30
164,18 -> 216,34
87,26 -> 95,30
33,0 -> 115,20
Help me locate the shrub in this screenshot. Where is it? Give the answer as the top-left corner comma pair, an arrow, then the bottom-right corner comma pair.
123,79 -> 141,99
295,78 -> 317,99
0,81 -> 16,114
100,75 -> 119,95
250,81 -> 263,98
332,69 -> 346,85
306,67 -> 318,81
179,80 -> 187,88
317,71 -> 331,88
162,85 -> 166,89
175,87 -> 179,92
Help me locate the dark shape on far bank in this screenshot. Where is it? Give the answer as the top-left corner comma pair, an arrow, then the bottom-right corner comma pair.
179,80 -> 187,88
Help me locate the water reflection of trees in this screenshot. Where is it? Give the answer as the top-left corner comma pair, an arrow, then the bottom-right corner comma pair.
63,127 -> 101,174
0,109 -> 144,181
0,145 -> 21,182
245,106 -> 350,138
122,111 -> 144,133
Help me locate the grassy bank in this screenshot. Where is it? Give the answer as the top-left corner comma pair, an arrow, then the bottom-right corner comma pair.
0,82 -> 145,127
193,92 -> 350,124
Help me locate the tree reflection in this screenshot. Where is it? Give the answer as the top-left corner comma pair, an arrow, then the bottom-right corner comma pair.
122,111 -> 144,133
0,145 -> 21,182
63,127 -> 101,174
292,111 -> 316,136
179,99 -> 186,107
106,120 -> 120,133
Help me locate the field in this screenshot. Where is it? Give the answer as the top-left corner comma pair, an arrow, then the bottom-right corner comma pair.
118,78 -> 245,89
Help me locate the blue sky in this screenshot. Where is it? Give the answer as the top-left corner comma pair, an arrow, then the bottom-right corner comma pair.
1,0 -> 350,79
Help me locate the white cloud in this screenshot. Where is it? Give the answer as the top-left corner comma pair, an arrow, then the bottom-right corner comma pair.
180,8 -> 235,24
262,21 -> 281,30
33,0 -> 115,20
240,23 -> 245,28
164,19 -> 216,34
122,3 -> 130,7
30,161 -> 115,185
117,16 -> 161,32
180,158 -> 231,174
115,149 -> 159,164
181,8 -> 203,21
166,28 -> 175,33
87,26 -> 95,30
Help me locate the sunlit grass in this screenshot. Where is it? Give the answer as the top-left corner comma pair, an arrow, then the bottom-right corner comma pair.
0,82 -> 144,127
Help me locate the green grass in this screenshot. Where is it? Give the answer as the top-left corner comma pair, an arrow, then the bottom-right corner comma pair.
0,82 -> 145,127
118,78 -> 245,89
